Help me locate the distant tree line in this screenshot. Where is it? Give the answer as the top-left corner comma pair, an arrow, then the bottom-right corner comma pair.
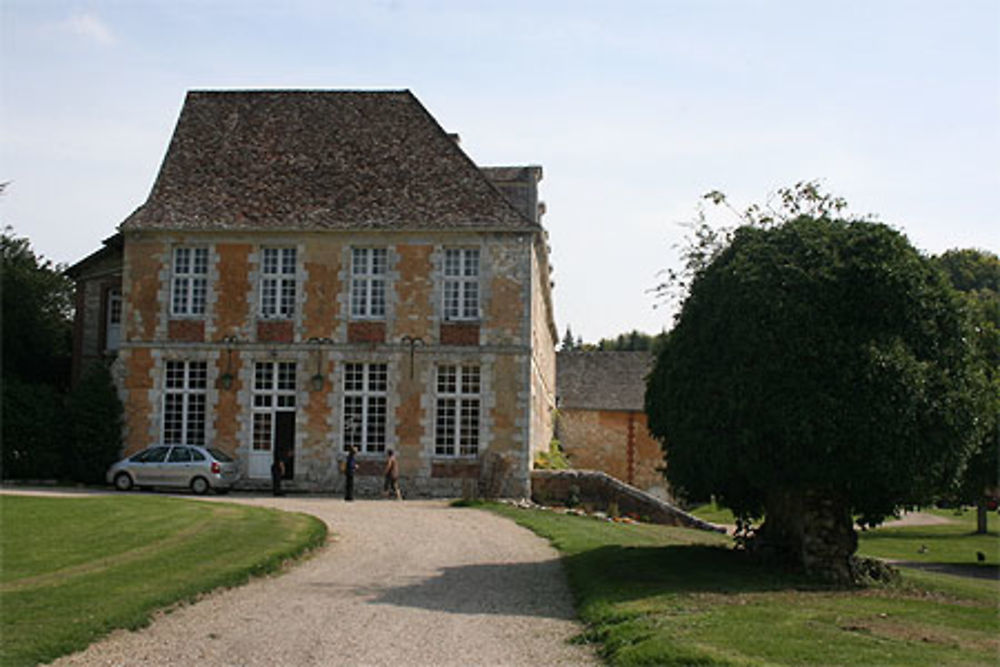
560,326 -> 666,353
2,222 -> 122,484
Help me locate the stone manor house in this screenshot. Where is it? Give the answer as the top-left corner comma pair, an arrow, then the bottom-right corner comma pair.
69,90 -> 558,497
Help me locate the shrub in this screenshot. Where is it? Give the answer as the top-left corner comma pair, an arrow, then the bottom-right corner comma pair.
65,362 -> 123,484
1,375 -> 69,480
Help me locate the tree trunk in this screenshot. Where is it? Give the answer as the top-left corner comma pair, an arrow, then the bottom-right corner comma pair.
757,488 -> 857,584
976,499 -> 988,535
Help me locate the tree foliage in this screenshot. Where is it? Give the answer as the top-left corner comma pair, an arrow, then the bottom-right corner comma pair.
646,192 -> 986,581
1,227 -> 74,387
561,326 -> 577,351
1,375 -> 69,479
1,227 -> 81,480
595,329 -> 667,352
653,180 -> 872,310
934,248 -> 1000,532
66,362 -> 124,484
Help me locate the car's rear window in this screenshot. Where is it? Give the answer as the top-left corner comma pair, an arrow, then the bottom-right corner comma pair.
207,448 -> 235,462
191,449 -> 206,461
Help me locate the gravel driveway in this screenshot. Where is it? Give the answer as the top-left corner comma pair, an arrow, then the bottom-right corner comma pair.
48,494 -> 598,666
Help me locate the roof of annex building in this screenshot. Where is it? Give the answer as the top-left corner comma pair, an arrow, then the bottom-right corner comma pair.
556,350 -> 655,412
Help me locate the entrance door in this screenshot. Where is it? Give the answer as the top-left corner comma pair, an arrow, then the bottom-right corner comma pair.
275,411 -> 295,479
250,361 -> 296,479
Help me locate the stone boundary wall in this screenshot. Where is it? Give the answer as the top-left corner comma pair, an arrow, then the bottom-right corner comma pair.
531,469 -> 724,533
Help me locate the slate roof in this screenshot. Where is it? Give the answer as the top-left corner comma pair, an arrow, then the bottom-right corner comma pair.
556,351 -> 654,412
121,90 -> 537,232
65,233 -> 123,279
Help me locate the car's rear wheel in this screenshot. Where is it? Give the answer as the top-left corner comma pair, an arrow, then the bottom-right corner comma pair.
114,472 -> 134,492
190,476 -> 210,495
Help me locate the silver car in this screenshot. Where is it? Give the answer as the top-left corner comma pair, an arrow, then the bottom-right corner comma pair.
107,445 -> 239,494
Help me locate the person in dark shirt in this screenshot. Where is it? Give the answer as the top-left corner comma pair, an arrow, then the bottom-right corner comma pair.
344,446 -> 357,501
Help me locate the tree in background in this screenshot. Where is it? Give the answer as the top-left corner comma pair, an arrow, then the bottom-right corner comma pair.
1,227 -> 73,388
595,329 -> 667,352
1,226 -> 75,479
935,248 -> 1000,534
646,183 -> 986,583
561,325 -> 577,351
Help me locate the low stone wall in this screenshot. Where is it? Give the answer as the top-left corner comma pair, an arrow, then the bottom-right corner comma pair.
531,469 -> 724,533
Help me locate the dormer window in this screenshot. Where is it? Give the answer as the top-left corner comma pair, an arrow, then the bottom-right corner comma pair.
443,248 -> 480,321
260,247 -> 296,319
171,247 -> 208,316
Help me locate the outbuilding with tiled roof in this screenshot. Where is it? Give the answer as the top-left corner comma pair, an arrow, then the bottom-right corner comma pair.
556,351 -> 670,499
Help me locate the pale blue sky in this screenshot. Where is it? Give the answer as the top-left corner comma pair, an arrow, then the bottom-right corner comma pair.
2,0 -> 997,341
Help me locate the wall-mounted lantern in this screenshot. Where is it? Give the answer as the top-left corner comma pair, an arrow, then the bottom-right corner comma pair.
308,337 -> 332,391
219,335 -> 238,390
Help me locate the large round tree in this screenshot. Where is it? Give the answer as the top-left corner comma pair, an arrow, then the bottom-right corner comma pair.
646,215 -> 984,583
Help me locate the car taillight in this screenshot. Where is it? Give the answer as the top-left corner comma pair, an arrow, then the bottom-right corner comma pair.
211,461 -> 221,474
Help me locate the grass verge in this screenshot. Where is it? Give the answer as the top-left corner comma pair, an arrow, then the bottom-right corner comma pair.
857,507 -> 998,570
688,501 -> 737,526
479,502 -> 999,666
0,494 -> 326,667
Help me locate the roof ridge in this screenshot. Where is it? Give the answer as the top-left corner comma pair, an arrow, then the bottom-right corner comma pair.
186,88 -> 412,94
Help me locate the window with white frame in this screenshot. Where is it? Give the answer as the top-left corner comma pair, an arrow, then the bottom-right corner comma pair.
105,287 -> 122,352
343,362 -> 387,453
252,361 -> 297,453
435,364 -> 481,456
171,247 -> 208,316
443,248 -> 480,321
260,247 -> 297,318
350,247 -> 387,319
163,361 -> 207,445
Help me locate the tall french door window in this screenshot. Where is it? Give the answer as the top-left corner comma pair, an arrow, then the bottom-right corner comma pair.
252,362 -> 297,454
435,364 -> 481,456
343,362 -> 387,453
163,361 -> 207,445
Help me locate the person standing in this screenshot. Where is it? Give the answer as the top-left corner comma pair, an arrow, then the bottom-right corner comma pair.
344,446 -> 357,501
270,455 -> 285,497
383,449 -> 401,500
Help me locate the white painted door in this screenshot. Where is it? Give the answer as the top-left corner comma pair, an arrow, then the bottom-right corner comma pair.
250,361 -> 296,479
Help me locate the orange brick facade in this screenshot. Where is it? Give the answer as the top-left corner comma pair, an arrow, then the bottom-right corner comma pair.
116,234 -> 556,496
559,409 -> 670,499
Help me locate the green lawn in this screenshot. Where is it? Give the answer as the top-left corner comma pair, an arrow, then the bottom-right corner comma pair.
857,507 -> 999,570
0,494 -> 326,667
482,503 -> 1000,666
687,502 -> 1000,571
688,501 -> 737,526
